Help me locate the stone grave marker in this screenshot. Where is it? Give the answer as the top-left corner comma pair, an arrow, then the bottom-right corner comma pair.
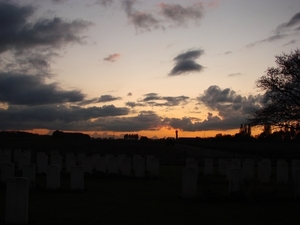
1,163 -> 14,183
5,177 -> 29,225
182,167 -> 198,199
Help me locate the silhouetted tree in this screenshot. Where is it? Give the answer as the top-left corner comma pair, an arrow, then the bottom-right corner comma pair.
248,49 -> 300,129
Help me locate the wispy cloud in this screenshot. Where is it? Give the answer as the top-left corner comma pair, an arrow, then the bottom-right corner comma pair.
158,3 -> 204,27
228,73 -> 242,77
169,49 -> 204,76
247,12 -> 300,48
103,53 -> 121,62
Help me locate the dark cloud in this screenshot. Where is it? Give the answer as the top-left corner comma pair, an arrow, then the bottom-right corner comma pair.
159,3 -> 204,26
127,92 -> 132,96
121,0 -> 162,32
163,86 -> 263,132
169,49 -> 204,76
247,12 -> 300,48
51,0 -> 67,3
0,72 -> 85,105
224,51 -> 232,55
103,53 -> 121,62
140,93 -> 189,107
276,12 -> 300,33
126,101 -> 145,108
0,104 -> 130,131
91,111 -> 163,131
95,0 -> 114,6
97,95 -> 122,102
0,1 -> 93,54
198,85 -> 262,118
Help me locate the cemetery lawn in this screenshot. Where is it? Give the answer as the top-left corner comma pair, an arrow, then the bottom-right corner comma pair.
1,165 -> 300,225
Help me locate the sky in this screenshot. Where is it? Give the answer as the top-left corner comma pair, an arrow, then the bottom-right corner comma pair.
0,0 -> 299,139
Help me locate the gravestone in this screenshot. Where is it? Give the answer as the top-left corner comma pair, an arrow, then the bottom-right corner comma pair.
18,154 -> 29,171
96,157 -> 106,173
70,166 -> 84,191
292,160 -> 300,179
1,163 -> 14,183
182,167 -> 198,199
262,159 -> 272,177
148,158 -> 159,178
77,153 -> 86,166
37,154 -> 48,174
242,159 -> 254,181
92,154 -> 100,169
107,157 -> 118,174
204,158 -> 214,175
218,159 -> 228,176
146,155 -> 155,172
0,153 -> 10,164
83,157 -> 93,174
294,169 -> 300,199
5,177 -> 29,225
23,150 -> 31,163
134,158 -> 145,178
229,168 -> 243,193
13,149 -> 22,164
277,161 -> 288,183
66,156 -> 76,173
258,161 -> 270,183
46,165 -> 60,190
121,157 -> 132,177
51,155 -> 62,172
22,164 -> 36,188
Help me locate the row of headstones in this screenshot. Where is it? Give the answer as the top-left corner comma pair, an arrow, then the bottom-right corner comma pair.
187,158 -> 300,183
1,151 -> 160,187
1,153 -> 159,224
182,158 -> 300,199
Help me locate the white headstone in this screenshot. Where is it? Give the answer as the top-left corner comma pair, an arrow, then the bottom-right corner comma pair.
294,169 -> 300,199
1,163 -> 14,183
277,161 -> 288,183
18,154 -> 29,171
83,157 -> 93,174
107,157 -> 118,174
13,149 -> 22,164
66,156 -> 76,173
204,158 -> 214,175
218,159 -> 228,176
92,154 -> 100,169
148,158 -> 159,178
121,157 -> 131,177
229,168 -> 243,193
22,164 -> 36,188
292,160 -> 300,179
146,155 -> 155,172
37,154 -> 48,174
242,159 -> 254,180
70,166 -> 84,191
23,150 -> 31,163
46,165 -> 60,189
51,155 -> 62,172
182,167 -> 198,199
0,153 -> 10,164
134,158 -> 145,178
258,161 -> 270,183
96,157 -> 106,173
5,177 -> 29,225
77,153 -> 86,166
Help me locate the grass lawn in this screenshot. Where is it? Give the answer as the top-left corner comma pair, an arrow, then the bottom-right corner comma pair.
1,165 -> 300,225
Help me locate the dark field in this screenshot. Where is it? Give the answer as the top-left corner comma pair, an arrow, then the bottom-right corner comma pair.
1,139 -> 300,224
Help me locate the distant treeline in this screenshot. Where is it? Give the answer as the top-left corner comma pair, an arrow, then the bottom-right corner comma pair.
52,130 -> 90,140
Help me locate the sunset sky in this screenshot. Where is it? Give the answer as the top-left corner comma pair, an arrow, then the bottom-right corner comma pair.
0,0 -> 299,139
